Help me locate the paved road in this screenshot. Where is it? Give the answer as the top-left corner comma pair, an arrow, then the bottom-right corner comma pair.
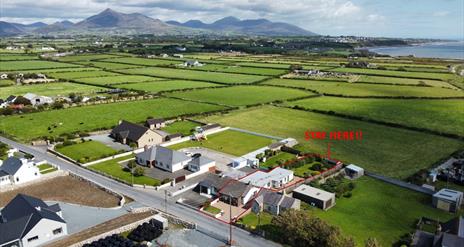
0,136 -> 279,247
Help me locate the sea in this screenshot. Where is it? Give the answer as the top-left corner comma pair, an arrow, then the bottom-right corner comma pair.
366,41 -> 464,60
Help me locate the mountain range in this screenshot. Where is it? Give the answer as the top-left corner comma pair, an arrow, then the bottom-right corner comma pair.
0,8 -> 316,37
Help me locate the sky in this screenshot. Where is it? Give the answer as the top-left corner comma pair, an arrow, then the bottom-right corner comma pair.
0,0 -> 463,39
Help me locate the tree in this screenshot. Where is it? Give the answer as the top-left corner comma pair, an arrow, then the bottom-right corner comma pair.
127,160 -> 137,169
133,167 -> 145,177
272,210 -> 355,247
365,237 -> 381,247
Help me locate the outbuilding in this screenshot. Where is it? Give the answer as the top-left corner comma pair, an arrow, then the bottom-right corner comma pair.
433,189 -> 463,213
345,164 -> 364,179
292,184 -> 336,210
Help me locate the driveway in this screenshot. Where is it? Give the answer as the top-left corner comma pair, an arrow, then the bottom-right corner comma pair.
212,201 -> 249,223
84,134 -> 132,151
179,147 -> 238,173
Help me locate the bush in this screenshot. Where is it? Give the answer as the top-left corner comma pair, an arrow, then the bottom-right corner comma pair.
343,192 -> 352,198
133,167 -> 145,177
161,178 -> 172,185
127,160 -> 137,169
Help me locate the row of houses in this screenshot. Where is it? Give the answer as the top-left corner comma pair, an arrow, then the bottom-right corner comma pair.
0,93 -> 54,109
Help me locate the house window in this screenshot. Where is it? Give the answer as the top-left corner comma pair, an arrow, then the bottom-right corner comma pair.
53,227 -> 63,235
27,236 -> 39,242
167,164 -> 170,169
16,177 -> 19,182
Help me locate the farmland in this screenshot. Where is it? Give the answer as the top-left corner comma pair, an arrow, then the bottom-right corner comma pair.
262,78 -> 464,97
101,57 -> 180,66
169,129 -> 274,156
166,85 -> 312,106
311,177 -> 455,246
329,67 -> 457,80
49,70 -> 121,80
0,82 -> 105,98
0,98 -> 226,141
75,61 -> 143,70
118,67 -> 268,84
75,75 -> 164,86
116,80 -> 218,92
57,54 -> 124,62
0,54 -> 39,61
199,106 -> 464,179
355,75 -> 456,88
287,97 -> 464,136
0,60 -> 81,71
161,121 -> 199,136
189,64 -> 288,76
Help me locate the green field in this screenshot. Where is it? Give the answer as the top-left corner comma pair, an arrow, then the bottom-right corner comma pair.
169,130 -> 274,156
75,61 -> 143,70
329,67 -> 457,80
21,67 -> 101,74
166,86 -> 311,106
0,60 -> 81,71
311,177 -> 456,246
262,79 -> 464,98
287,97 -> 464,136
0,55 -> 39,61
190,64 -> 287,76
0,98 -> 226,141
119,67 -> 268,84
0,80 -> 14,87
260,152 -> 296,169
58,54 -> 123,62
0,82 -> 105,98
116,80 -> 218,92
89,155 -> 160,186
76,75 -> 164,85
356,75 -> 456,88
238,212 -> 274,229
161,121 -> 199,136
49,70 -> 121,80
101,57 -> 181,66
56,141 -> 119,162
199,106 -> 464,178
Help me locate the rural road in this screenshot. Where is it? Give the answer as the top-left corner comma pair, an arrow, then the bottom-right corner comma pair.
0,136 -> 280,247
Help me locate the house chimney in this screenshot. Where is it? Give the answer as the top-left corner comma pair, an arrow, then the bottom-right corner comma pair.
118,119 -> 123,125
144,145 -> 148,151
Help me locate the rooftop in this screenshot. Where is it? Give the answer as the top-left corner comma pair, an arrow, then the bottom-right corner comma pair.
434,189 -> 464,202
240,167 -> 293,188
293,184 -> 335,201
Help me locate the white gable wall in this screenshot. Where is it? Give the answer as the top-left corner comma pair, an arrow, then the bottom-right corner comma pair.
21,218 -> 67,247
12,163 -> 40,184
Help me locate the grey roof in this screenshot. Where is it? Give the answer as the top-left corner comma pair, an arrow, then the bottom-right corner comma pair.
166,133 -> 182,139
0,157 -> 23,175
137,146 -> 190,165
411,230 -> 435,247
0,99 -> 4,104
268,142 -> 284,150
0,194 -> 66,245
6,95 -> 16,102
0,170 -> 9,177
189,156 -> 214,167
443,217 -> 464,238
220,181 -> 253,198
198,173 -> 229,189
280,196 -> 297,209
201,123 -> 221,131
111,120 -> 152,142
146,118 -> 165,125
440,233 -> 464,247
262,191 -> 283,207
434,189 -> 463,202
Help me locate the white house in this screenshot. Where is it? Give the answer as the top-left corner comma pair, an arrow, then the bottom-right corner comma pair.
23,93 -> 54,106
240,167 -> 294,189
173,54 -> 184,58
0,194 -> 67,247
183,60 -> 203,67
0,157 -> 41,186
0,73 -> 8,80
136,146 -> 215,173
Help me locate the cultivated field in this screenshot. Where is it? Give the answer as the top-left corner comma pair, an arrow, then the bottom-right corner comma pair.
0,60 -> 81,71
262,79 -> 464,97
101,57 -> 180,66
199,106 -> 464,178
49,70 -> 121,80
190,64 -> 288,76
75,75 -> 164,85
0,82 -> 105,98
0,54 -> 39,61
166,85 -> 312,106
169,129 -> 274,156
57,54 -> 123,62
119,67 -> 268,84
0,98 -> 226,141
329,67 -> 457,80
116,80 -> 219,92
75,61 -> 143,70
287,97 -> 464,136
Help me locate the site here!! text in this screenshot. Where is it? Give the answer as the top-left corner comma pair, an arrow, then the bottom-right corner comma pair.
304,130 -> 363,141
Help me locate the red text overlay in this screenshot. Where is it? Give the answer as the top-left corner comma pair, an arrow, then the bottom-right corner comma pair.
305,130 -> 363,141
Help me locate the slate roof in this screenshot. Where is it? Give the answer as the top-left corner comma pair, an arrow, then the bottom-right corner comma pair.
111,120 -> 151,142
0,194 -> 66,245
146,118 -> 165,126
0,157 -> 24,176
201,123 -> 221,131
189,155 -> 214,167
137,146 -> 190,165
280,196 -> 298,209
220,181 -> 253,198
6,95 -> 16,102
198,173 -> 229,189
166,133 -> 182,139
0,170 -> 9,177
0,99 -> 4,104
23,93 -> 38,100
443,216 -> 464,238
262,191 -> 283,206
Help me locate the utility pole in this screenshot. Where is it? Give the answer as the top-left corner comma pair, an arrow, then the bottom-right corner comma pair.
229,193 -> 233,246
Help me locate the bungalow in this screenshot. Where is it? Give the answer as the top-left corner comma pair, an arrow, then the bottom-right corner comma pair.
252,190 -> 300,215
240,167 -> 294,189
0,73 -> 8,79
23,93 -> 54,106
110,120 -> 164,148
0,194 -> 67,247
219,181 -> 260,207
183,60 -> 203,67
197,173 -> 230,197
136,146 -> 215,173
5,95 -> 17,104
292,184 -> 336,210
145,118 -> 166,130
0,157 -> 40,186
173,54 -> 184,58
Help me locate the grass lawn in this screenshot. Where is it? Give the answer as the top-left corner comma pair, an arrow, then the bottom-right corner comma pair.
58,54 -> 123,62
238,212 -> 274,229
89,155 -> 160,186
0,82 -> 105,98
101,57 -> 180,66
203,205 -> 221,214
37,163 -> 53,171
75,61 -> 143,70
0,60 -> 81,71
161,121 -> 199,136
0,54 -> 38,61
260,152 -> 296,169
41,168 -> 58,174
166,86 -> 312,106
287,97 -> 464,136
116,80 -> 218,92
169,130 -> 274,156
199,106 -> 464,179
262,79 -> 464,98
56,141 -> 119,163
291,162 -> 320,177
119,67 -> 268,84
0,98 -> 226,141
310,177 -> 457,246
75,75 -> 164,86
190,64 -> 288,76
